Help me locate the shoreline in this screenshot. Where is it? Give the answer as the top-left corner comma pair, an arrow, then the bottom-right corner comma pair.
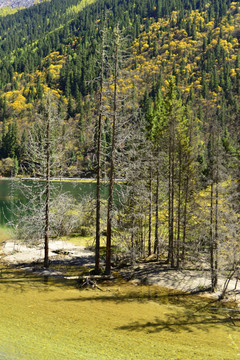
0,177 -> 126,183
1,239 -> 240,305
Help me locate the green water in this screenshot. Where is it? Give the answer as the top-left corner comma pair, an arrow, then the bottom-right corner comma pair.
0,179 -> 110,225
0,263 -> 239,360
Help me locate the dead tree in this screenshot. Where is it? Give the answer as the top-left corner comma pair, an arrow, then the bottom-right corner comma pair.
105,24 -> 124,275
95,21 -> 107,274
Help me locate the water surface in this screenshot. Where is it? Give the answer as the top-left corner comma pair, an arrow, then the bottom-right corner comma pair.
0,179 -> 110,225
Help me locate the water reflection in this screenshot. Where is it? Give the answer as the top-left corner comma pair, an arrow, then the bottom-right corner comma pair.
0,179 -> 112,225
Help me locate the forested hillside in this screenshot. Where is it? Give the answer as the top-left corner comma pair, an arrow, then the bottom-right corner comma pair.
0,0 -> 240,278
0,0 -> 239,174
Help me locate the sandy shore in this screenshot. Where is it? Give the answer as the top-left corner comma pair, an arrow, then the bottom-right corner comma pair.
121,262 -> 240,303
1,239 -> 240,303
1,239 -> 94,264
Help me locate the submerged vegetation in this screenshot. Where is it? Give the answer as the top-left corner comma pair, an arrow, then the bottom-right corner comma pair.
0,264 -> 240,359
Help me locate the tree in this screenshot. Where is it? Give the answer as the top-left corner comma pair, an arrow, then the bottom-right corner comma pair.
148,90 -> 165,259
207,114 -> 223,292
95,19 -> 107,274
25,92 -> 67,267
113,116 -> 150,263
149,78 -> 187,267
105,24 -> 130,274
105,25 -> 121,275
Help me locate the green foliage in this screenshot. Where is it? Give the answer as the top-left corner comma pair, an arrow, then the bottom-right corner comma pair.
0,157 -> 14,176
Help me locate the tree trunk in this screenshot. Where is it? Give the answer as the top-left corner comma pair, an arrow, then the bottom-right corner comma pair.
168,115 -> 175,267
214,153 -> 219,289
140,209 -> 144,257
131,229 -> 135,266
170,130 -> 175,268
181,117 -> 192,263
154,168 -> 159,259
44,107 -> 50,268
176,145 -> 182,269
148,166 -> 152,256
210,181 -> 215,292
168,139 -> 172,264
105,26 -> 119,275
181,171 -> 189,263
95,25 -> 106,274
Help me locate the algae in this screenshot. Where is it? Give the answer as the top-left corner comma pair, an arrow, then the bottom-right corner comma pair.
0,264 -> 239,359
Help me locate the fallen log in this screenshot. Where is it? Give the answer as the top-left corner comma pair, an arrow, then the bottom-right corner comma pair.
64,274 -> 114,281
79,276 -> 103,291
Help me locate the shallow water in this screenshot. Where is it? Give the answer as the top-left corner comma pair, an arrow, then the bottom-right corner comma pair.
0,263 -> 239,360
0,347 -> 19,360
0,178 -> 121,225
0,179 -> 106,225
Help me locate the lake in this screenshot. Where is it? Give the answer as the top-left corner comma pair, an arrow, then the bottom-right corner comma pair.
0,178 -> 110,225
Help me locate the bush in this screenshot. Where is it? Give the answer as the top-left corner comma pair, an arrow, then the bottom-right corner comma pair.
0,157 -> 14,176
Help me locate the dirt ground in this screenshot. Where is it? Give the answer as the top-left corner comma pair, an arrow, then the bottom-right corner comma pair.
1,239 -> 240,304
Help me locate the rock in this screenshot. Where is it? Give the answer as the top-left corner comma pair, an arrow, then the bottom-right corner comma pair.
129,279 -> 141,286
0,0 -> 44,9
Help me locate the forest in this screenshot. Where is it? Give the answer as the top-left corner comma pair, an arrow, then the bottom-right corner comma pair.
0,0 -> 239,292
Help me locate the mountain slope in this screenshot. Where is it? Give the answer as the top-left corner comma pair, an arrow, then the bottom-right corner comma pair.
0,0 -> 40,9
0,0 -> 239,177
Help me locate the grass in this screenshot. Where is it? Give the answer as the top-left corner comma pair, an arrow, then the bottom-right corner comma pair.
0,264 -> 239,360
58,234 -> 94,248
0,225 -> 12,245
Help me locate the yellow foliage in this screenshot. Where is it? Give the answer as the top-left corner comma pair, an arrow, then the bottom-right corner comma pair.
11,94 -> 27,112
48,64 -> 62,79
232,38 -> 239,48
230,2 -> 238,10
214,27 -> 221,35
171,11 -> 178,19
142,43 -> 149,50
161,44 -> 169,50
211,39 -> 218,47
169,41 -> 176,49
230,68 -> 237,77
206,21 -> 214,30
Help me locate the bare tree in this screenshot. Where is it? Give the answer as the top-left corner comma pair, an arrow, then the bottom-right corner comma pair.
16,92 -> 68,267
95,20 -> 107,274
105,25 -> 120,274
105,24 -> 131,274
